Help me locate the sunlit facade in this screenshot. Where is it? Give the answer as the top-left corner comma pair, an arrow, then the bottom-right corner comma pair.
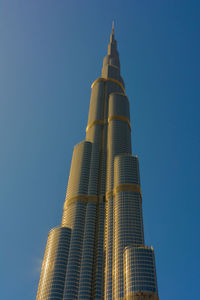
36,27 -> 159,300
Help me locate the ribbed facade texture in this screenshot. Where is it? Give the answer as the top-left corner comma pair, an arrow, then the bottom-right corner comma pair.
36,28 -> 159,300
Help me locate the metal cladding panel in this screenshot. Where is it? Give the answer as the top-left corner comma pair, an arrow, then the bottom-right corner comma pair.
99,149 -> 107,195
101,64 -> 123,84
108,42 -> 118,57
86,124 -> 103,148
87,81 -> 105,125
78,202 -> 97,299
88,144 -> 100,196
113,192 -> 144,300
102,37 -> 120,69
105,94 -> 131,299
62,202 -> 77,228
36,227 -> 71,300
107,119 -> 131,169
63,202 -> 87,299
113,155 -> 144,299
104,196 -> 113,300
106,93 -> 132,193
124,246 -> 158,297
92,201 -> 105,299
109,93 -> 130,120
65,141 -> 92,201
106,80 -> 124,96
103,55 -> 120,69
62,140 -> 92,228
114,155 -> 140,186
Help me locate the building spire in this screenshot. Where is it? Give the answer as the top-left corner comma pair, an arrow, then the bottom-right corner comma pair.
101,23 -> 124,84
112,20 -> 114,34
110,21 -> 115,44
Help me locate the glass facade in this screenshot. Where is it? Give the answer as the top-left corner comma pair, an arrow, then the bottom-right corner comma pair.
113,155 -> 144,299
78,202 -> 97,299
37,27 -> 159,300
36,227 -> 71,300
124,246 -> 158,299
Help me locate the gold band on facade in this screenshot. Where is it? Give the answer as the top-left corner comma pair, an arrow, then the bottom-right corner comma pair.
108,115 -> 131,130
114,184 -> 141,195
64,195 -> 98,209
86,120 -> 104,132
91,77 -> 126,95
106,183 -> 142,200
86,115 -> 131,133
105,190 -> 114,200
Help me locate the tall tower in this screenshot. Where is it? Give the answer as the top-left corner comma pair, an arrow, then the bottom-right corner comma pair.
36,27 -> 159,300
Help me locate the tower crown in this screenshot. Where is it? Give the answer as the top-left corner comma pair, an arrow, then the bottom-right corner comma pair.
101,25 -> 124,86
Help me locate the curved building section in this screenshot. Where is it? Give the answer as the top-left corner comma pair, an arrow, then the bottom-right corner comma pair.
105,93 -> 131,299
124,246 -> 159,300
63,202 -> 87,299
87,81 -> 105,126
107,93 -> 131,192
104,194 -> 113,300
62,141 -> 93,299
92,200 -> 105,299
62,140 -> 92,228
113,155 -> 144,299
114,154 -> 141,187
36,227 -> 71,300
86,80 -> 105,149
65,141 -> 92,202
88,143 -> 100,196
77,146 -> 100,298
78,202 -> 97,299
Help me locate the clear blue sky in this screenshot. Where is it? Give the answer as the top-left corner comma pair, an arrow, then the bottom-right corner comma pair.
0,1 -> 199,299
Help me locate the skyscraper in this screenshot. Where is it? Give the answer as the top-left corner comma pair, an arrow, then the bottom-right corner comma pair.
36,27 -> 159,300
